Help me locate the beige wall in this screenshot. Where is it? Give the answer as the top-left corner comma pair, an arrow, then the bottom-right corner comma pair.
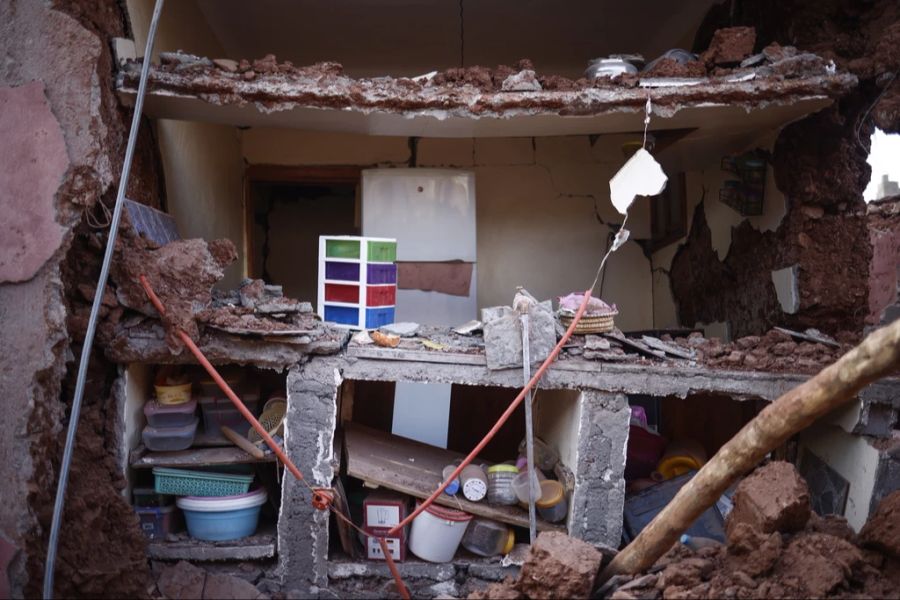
156,119 -> 245,287
242,128 -> 655,330
798,424 -> 880,531
126,0 -> 225,60
651,134 -> 787,330
126,2 -> 245,286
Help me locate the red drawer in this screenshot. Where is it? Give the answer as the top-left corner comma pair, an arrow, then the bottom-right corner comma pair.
325,283 -> 359,303
366,285 -> 396,307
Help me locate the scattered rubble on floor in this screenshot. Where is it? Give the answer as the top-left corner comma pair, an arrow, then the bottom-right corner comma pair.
593,463 -> 900,600
469,531 -> 607,600
153,560 -> 268,600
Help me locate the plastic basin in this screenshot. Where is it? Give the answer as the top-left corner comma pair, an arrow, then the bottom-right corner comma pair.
176,488 -> 268,541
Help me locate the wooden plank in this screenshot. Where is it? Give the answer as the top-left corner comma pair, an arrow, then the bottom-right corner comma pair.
347,346 -> 487,366
343,423 -> 565,532
130,444 -> 276,469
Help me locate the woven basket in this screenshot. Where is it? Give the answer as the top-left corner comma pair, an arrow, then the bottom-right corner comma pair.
559,313 -> 616,335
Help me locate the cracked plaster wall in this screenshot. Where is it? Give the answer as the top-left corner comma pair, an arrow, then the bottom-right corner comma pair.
651,132 -> 788,333
241,128 -> 655,331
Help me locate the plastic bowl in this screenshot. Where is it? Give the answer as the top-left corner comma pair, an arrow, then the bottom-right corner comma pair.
177,488 -> 268,541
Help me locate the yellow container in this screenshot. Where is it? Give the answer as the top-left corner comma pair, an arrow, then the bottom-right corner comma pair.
155,382 -> 192,405
656,440 -> 707,480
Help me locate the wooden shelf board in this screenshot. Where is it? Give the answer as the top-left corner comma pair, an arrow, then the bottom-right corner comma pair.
343,423 -> 565,533
130,444 -> 276,469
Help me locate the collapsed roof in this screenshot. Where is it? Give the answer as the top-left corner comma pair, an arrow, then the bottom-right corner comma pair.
118,43 -> 856,149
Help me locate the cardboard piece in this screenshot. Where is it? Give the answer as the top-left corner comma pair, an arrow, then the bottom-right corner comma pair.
396,260 -> 474,297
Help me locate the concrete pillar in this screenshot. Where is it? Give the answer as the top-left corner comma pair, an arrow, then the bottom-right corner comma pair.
567,391 -> 630,548
279,363 -> 339,593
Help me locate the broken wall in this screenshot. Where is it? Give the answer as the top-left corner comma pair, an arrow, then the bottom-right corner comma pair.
241,129 -> 655,331
652,132 -> 789,332
659,0 -> 900,338
0,0 -> 161,597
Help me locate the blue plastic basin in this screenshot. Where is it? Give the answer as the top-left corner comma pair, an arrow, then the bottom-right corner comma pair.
176,488 -> 267,541
180,505 -> 262,541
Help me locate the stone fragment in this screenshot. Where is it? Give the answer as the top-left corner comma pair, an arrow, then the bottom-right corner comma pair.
725,461 -> 811,537
501,70 -> 542,92
800,205 -> 825,219
859,490 -> 900,559
517,531 -> 603,600
380,322 -> 420,337
467,577 -> 523,599
701,27 -> 757,65
157,561 -> 206,599
214,58 -> 239,72
202,572 -> 268,599
584,335 -> 610,351
775,533 -> 863,598
725,522 -> 782,576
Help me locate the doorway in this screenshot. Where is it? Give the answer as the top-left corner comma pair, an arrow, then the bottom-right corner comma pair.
246,166 -> 360,304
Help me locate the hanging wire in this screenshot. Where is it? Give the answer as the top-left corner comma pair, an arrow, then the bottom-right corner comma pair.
458,0 -> 465,68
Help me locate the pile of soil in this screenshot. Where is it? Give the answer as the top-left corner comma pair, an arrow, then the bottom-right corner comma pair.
669,328 -> 857,373
604,469 -> 900,600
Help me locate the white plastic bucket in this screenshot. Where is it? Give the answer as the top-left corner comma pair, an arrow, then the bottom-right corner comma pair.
408,503 -> 472,562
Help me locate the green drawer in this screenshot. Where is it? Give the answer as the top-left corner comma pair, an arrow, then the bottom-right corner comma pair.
367,240 -> 396,262
325,239 -> 360,259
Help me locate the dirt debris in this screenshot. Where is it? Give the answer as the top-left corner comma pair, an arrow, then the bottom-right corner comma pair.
725,461 -> 811,536
510,531 -> 605,600
155,561 -> 268,599
590,463 -> 900,600
859,490 -> 900,559
700,27 -> 757,66
110,229 -> 237,350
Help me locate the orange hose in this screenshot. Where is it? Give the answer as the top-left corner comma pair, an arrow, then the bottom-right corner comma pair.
140,274 -> 589,598
141,275 -> 409,599
387,289 -> 593,536
139,275 -> 304,481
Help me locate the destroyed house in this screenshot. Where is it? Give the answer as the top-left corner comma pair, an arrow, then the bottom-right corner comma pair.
1,0 -> 898,598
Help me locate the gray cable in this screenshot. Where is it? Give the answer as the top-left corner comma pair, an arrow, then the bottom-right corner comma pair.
42,1 -> 165,596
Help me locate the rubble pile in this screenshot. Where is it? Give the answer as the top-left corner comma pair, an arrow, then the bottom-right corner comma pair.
104,226 -> 343,355
468,463 -> 900,599
118,25 -> 855,121
600,463 -> 900,600
672,328 -> 855,373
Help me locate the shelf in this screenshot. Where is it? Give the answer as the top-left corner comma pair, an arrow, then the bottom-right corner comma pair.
130,444 -> 276,469
146,524 -> 277,561
343,423 -> 565,533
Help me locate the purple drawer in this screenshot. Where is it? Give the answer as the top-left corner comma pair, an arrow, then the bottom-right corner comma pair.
367,263 -> 397,284
325,261 -> 360,281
